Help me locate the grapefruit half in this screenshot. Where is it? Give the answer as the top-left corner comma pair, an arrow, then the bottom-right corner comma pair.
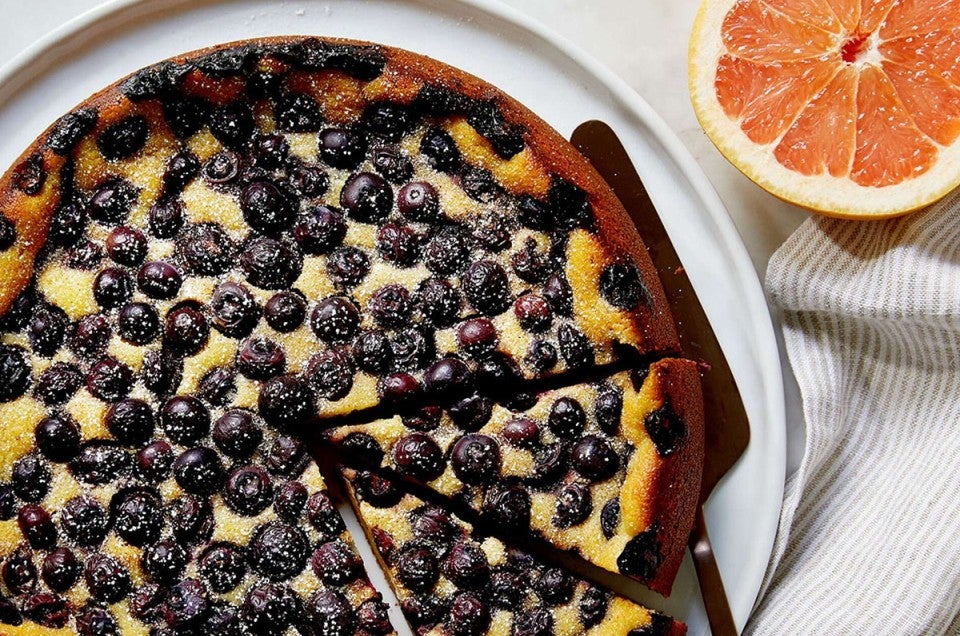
689,0 -> 960,218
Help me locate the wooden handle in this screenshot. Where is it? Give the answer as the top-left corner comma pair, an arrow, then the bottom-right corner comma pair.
689,506 -> 738,635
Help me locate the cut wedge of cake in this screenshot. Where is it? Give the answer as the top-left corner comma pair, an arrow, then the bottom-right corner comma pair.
342,467 -> 686,635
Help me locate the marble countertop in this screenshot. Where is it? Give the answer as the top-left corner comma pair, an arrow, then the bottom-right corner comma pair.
0,0 -> 806,470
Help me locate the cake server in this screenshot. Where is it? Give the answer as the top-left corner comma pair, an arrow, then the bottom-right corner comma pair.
572,120 -> 750,636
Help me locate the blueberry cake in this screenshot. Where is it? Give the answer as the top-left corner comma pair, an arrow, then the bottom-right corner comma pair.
342,468 -> 685,636
325,361 -> 702,595
0,36 -> 703,632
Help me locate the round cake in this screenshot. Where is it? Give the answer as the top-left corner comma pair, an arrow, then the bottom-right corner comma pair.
0,37 -> 702,634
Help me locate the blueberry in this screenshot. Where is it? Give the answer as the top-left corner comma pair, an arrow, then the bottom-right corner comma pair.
34,415 -> 81,462
390,326 -> 434,371
376,222 -> 421,267
600,261 -> 648,310
263,290 -> 307,333
306,588 -> 356,636
65,239 -> 104,269
512,238 -> 552,283
424,226 -> 471,276
306,490 -> 347,539
41,548 -> 79,593
241,583 -> 300,634
423,357 -> 472,398
526,339 -> 558,374
169,495 -> 214,544
210,281 -> 260,338
197,366 -> 237,406
137,261 -> 182,299
337,432 -> 384,468
84,554 -> 131,603
376,372 -> 421,405
241,237 -> 303,290
178,223 -> 235,276
288,164 -> 329,197
398,181 -> 441,222
274,482 -> 309,521
98,116 -> 148,160
617,527 -> 663,580
70,441 -> 131,485
22,593 -> 69,629
173,447 -> 224,495
293,205 -> 346,255
117,302 -> 160,344
481,486 -> 530,531
0,216 -> 14,250
148,198 -> 185,239
141,539 -> 187,585
357,598 -> 393,635
212,409 -> 263,459
12,454 -> 50,502
0,345 -> 32,402
415,277 -> 461,327
129,583 -> 166,623
558,324 -> 594,369
548,397 -> 585,439
310,296 -> 361,344
596,385 -> 624,435
369,284 -> 411,328
88,179 -> 138,225
237,336 -> 286,380
362,102 -> 412,140
258,374 -> 315,428
311,540 -> 361,585
444,542 -> 490,590
451,434 -> 501,485
110,487 -> 164,546
163,97 -> 209,139
49,201 -> 87,246
462,260 -> 510,315
393,433 -> 444,481
306,348 -> 354,401
253,134 -> 290,168
48,108 -> 98,154
199,544 -> 246,593
163,579 -> 210,629
340,172 -> 392,223
502,417 -> 541,448
135,440 -> 174,482
249,522 -> 309,580
470,209 -> 511,249
537,568 -> 575,605
319,128 -> 368,169
644,405 -> 687,457
275,93 -> 323,132
240,180 -> 296,235
224,465 -> 273,516
514,294 -> 552,332
553,483 -> 592,528
593,500 -> 618,541
353,330 -> 393,374
515,608 -> 554,636
579,587 -> 610,628
209,102 -> 254,148
93,267 -> 133,309
163,150 -> 201,194
26,305 -> 68,359
396,545 -> 438,593
420,127 -> 461,172
457,317 -> 498,359
60,497 -> 110,548
203,150 -> 241,184
16,504 -> 56,549
370,145 -> 414,183
164,303 -> 209,356
142,350 -> 182,397
571,435 -> 619,482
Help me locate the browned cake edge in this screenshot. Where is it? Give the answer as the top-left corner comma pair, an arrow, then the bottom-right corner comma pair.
644,358 -> 705,596
0,36 -> 679,357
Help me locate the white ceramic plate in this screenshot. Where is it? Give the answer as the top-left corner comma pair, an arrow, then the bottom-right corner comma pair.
0,1 -> 785,633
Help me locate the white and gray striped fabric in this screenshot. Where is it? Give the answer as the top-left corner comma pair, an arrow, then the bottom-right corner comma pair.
746,191 -> 960,635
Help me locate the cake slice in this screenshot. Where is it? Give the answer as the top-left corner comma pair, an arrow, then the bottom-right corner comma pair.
325,360 -> 703,594
341,468 -> 685,635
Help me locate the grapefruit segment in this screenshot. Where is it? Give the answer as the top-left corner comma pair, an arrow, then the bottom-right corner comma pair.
715,54 -> 840,144
880,0 -> 960,40
690,0 -> 960,217
825,0 -> 862,33
774,66 -> 858,177
884,61 -> 960,145
851,64 -> 938,187
857,0 -> 899,34
879,28 -> 960,87
721,0 -> 840,62
761,0 -> 846,34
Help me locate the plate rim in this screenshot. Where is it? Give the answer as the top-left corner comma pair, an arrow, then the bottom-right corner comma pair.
0,0 -> 787,630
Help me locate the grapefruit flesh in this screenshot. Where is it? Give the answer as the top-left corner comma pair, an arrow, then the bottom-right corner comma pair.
690,0 -> 960,217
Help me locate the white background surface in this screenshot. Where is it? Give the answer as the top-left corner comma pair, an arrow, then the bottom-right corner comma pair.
0,0 -> 805,630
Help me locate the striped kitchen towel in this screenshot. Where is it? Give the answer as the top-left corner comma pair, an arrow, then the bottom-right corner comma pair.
746,192 -> 960,635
